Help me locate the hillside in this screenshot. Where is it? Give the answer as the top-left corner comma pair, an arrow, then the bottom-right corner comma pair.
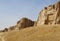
0,1 -> 60,41
0,25 -> 60,41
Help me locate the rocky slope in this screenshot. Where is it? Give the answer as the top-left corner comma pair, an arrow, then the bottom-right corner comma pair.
0,1 -> 60,41
0,17 -> 35,32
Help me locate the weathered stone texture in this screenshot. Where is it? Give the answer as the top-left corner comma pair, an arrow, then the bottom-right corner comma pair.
37,1 -> 60,26
16,18 -> 34,29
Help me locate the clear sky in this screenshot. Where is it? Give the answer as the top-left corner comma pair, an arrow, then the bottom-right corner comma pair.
0,0 -> 59,30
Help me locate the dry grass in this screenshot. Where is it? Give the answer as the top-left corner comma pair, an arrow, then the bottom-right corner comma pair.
0,38 -> 2,41
1,25 -> 60,41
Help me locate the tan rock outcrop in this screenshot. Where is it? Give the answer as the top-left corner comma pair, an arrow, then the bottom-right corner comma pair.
37,1 -> 60,26
16,17 -> 34,29
0,18 -> 35,32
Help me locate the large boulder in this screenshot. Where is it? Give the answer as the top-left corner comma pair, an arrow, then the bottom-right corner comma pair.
16,17 -> 34,29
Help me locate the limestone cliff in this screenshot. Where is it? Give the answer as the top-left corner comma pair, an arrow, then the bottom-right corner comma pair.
37,1 -> 60,26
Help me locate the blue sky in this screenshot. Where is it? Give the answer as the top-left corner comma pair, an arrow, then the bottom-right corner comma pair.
0,0 -> 59,30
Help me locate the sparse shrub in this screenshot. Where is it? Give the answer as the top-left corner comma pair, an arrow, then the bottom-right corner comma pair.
2,28 -> 8,32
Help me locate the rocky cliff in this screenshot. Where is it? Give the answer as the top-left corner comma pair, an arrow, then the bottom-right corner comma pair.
37,1 -> 60,26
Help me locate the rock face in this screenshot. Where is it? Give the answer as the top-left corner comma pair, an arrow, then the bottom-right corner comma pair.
37,1 -> 60,26
16,18 -> 34,29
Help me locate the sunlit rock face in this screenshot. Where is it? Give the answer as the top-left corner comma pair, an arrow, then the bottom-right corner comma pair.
37,1 -> 60,26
